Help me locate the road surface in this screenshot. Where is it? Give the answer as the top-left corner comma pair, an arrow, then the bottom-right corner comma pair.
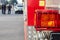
0,14 -> 24,40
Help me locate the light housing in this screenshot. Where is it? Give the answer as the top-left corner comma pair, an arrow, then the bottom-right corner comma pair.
34,10 -> 60,31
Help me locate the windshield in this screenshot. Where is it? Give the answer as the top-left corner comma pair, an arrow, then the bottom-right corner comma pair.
18,5 -> 23,7
17,4 -> 23,7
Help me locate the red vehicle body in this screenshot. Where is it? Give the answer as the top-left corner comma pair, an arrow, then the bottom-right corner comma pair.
27,0 -> 60,31
25,0 -> 60,40
28,0 -> 45,26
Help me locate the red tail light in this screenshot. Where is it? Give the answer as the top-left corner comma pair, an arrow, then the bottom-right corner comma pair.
34,10 -> 60,31
41,14 -> 56,27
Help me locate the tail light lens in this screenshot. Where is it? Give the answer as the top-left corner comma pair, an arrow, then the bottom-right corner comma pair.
34,10 -> 59,31
41,14 -> 56,27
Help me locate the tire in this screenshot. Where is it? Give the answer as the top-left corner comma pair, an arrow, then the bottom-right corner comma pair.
15,10 -> 23,14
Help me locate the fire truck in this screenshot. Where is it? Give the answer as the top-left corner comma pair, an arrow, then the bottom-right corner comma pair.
24,0 -> 60,40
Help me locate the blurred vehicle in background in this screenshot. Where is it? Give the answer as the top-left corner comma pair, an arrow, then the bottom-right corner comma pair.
14,3 -> 23,14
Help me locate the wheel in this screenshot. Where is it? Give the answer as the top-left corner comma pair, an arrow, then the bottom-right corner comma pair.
15,10 -> 23,14
15,11 -> 19,14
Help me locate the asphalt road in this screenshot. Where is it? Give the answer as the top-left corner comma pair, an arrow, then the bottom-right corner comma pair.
0,14 -> 24,40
